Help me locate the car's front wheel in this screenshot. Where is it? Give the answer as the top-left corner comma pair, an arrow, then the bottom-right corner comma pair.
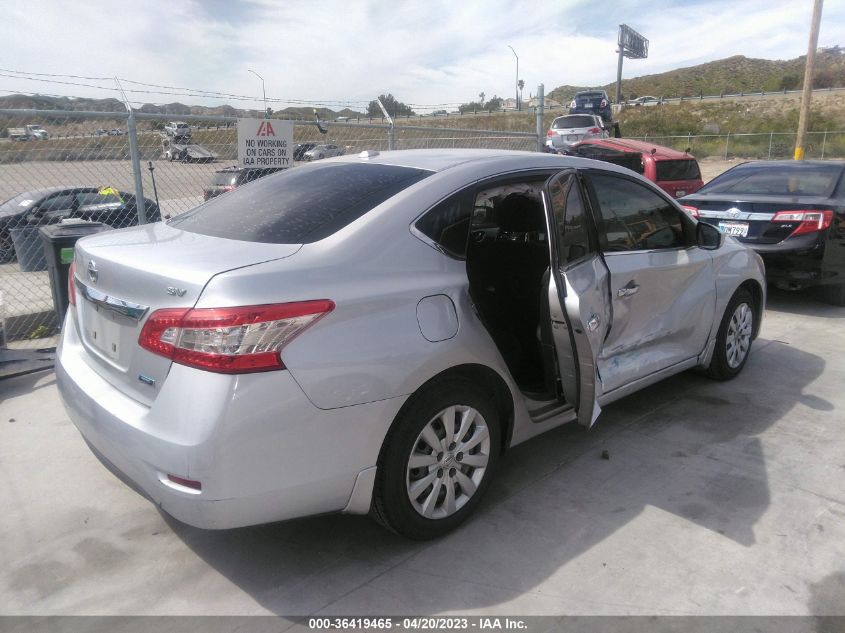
704,287 -> 755,380
372,379 -> 500,540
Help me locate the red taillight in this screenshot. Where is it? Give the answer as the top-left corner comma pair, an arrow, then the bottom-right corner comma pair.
138,300 -> 334,374
681,204 -> 700,218
68,261 -> 77,306
547,129 -> 555,137
772,209 -> 833,236
588,127 -> 601,134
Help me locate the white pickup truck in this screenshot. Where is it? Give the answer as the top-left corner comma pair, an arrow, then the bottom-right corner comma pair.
7,124 -> 49,141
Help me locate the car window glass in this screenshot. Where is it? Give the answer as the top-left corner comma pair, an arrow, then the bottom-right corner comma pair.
699,164 -> 841,197
655,160 -> 701,181
415,192 -> 471,258
171,163 -> 432,244
39,194 -> 76,212
590,174 -> 686,251
76,192 -> 123,207
552,177 -> 593,263
552,115 -> 596,129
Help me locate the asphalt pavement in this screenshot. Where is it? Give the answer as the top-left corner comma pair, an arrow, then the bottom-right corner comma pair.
1,287 -> 844,616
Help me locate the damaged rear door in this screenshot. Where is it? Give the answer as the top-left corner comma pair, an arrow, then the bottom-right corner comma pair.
541,170 -> 611,428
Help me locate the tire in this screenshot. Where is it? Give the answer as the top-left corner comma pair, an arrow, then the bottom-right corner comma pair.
704,288 -> 755,380
813,284 -> 845,307
371,379 -> 501,540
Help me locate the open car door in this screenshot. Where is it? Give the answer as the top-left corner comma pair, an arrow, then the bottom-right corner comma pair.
541,170 -> 611,428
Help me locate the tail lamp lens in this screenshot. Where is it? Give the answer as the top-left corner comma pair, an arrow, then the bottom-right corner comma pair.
68,261 -> 77,306
772,209 -> 833,236
138,300 -> 334,373
681,204 -> 700,218
588,127 -> 601,134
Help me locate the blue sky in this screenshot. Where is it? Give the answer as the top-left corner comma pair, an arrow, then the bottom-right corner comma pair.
1,0 -> 843,112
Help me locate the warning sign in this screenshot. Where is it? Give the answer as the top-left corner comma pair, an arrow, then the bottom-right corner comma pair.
237,118 -> 294,168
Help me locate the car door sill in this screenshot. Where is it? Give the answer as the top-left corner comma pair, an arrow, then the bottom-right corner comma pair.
526,399 -> 574,423
597,356 -> 700,407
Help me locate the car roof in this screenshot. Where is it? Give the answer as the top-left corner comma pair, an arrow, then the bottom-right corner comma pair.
727,159 -> 845,169
326,148 -> 640,178
577,138 -> 693,160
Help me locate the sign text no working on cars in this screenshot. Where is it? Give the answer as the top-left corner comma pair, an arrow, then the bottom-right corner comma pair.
237,118 -> 294,168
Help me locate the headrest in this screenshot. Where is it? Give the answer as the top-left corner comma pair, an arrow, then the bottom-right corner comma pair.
497,193 -> 545,233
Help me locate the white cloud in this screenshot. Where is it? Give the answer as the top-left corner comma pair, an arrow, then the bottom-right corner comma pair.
0,0 -> 842,111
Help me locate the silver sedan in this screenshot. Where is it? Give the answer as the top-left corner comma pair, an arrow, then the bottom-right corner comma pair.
57,149 -> 766,540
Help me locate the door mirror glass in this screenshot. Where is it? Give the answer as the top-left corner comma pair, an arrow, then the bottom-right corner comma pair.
697,221 -> 723,250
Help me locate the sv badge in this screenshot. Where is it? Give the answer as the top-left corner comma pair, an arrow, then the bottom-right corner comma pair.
167,286 -> 187,297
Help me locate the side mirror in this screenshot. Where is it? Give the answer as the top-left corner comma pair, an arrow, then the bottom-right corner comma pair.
696,221 -> 723,250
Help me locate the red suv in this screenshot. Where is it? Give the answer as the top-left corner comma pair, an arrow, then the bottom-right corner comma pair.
564,138 -> 704,198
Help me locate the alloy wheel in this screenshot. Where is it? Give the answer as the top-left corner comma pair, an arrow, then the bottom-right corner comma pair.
725,302 -> 753,369
406,405 -> 490,520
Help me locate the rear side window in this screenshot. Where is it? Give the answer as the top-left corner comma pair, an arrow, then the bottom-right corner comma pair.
171,163 -> 432,244
415,191 -> 472,258
656,160 -> 701,181
76,192 -> 123,206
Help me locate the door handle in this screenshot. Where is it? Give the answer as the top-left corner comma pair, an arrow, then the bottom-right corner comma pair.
587,314 -> 600,332
617,282 -> 640,298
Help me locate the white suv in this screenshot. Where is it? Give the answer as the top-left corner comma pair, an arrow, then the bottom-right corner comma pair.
164,121 -> 192,140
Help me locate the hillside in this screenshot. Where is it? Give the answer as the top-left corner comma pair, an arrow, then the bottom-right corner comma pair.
548,47 -> 845,103
0,93 -> 362,120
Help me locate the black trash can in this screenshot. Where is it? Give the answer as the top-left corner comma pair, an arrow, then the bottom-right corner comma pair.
39,221 -> 110,327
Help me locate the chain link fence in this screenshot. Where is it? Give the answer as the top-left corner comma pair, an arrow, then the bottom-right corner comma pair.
0,108 -> 538,349
630,131 -> 845,161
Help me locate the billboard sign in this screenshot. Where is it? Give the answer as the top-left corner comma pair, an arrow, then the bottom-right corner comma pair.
619,24 -> 649,59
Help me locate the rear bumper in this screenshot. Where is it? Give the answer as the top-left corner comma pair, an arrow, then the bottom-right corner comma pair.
56,315 -> 402,529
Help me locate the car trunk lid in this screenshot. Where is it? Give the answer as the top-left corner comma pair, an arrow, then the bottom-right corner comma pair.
70,222 -> 301,405
685,194 -> 834,243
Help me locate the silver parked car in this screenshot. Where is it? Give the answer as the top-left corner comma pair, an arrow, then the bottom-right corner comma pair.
57,149 -> 765,540
546,114 -> 608,152
303,143 -> 344,161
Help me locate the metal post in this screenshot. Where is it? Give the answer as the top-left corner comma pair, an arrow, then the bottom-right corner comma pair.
615,46 -> 624,104
388,126 -> 396,151
821,130 -> 827,159
535,84 -> 545,152
114,78 -> 147,224
126,105 -> 147,224
725,133 -> 730,160
768,131 -> 773,159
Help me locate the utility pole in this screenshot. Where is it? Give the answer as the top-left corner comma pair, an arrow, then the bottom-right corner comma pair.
794,0 -> 824,160
507,45 -> 519,110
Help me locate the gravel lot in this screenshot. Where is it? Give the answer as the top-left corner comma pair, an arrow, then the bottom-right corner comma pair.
1,287 -> 844,616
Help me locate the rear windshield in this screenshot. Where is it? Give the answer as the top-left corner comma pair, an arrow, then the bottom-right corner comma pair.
171,163 -> 432,244
576,93 -> 604,100
552,115 -> 597,129
211,172 -> 239,186
699,163 -> 842,197
571,146 -> 644,174
655,160 -> 701,182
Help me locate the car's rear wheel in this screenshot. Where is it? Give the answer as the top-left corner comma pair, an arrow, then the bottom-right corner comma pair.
371,379 -> 500,540
813,284 -> 845,307
704,288 -> 754,380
